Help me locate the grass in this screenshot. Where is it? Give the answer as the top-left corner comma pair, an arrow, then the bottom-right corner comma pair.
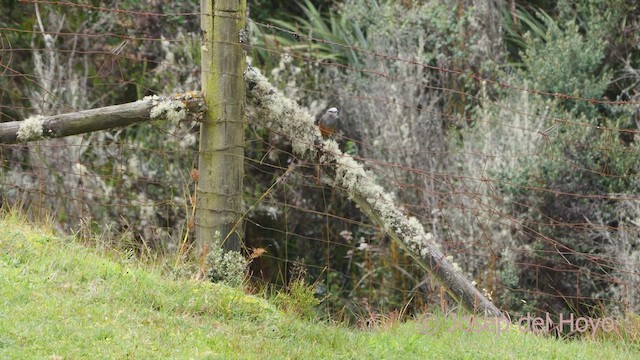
0,213 -> 638,359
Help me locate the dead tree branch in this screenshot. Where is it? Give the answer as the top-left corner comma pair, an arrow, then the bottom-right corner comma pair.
0,92 -> 205,144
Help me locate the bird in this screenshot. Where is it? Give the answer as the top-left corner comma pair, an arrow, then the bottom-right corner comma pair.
314,107 -> 339,184
316,107 -> 339,138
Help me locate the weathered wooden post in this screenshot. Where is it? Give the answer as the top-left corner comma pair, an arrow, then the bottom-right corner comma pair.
197,0 -> 246,256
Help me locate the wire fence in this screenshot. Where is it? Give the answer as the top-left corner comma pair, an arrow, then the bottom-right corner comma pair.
2,0 -> 639,323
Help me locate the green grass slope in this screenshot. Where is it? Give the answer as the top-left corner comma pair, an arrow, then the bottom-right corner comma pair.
0,214 -> 638,359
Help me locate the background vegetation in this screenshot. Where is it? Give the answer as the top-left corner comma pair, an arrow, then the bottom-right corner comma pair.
2,0 -> 640,325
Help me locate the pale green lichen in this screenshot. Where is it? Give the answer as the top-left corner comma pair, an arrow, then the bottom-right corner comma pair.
244,67 -> 319,158
318,139 -> 341,163
17,115 -> 46,142
149,98 -> 187,122
446,255 -> 462,272
141,95 -> 161,102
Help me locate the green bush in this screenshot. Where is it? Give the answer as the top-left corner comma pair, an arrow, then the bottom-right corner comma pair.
450,0 -> 640,317
207,244 -> 247,287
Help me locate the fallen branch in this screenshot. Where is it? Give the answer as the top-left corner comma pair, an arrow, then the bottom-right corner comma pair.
0,92 -> 205,144
245,66 -> 504,317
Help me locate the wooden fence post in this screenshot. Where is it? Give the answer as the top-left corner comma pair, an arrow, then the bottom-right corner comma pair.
198,0 -> 246,257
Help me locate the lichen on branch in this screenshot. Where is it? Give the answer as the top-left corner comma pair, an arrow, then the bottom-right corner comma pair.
244,66 -> 321,159
17,115 -> 46,142
145,95 -> 187,122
